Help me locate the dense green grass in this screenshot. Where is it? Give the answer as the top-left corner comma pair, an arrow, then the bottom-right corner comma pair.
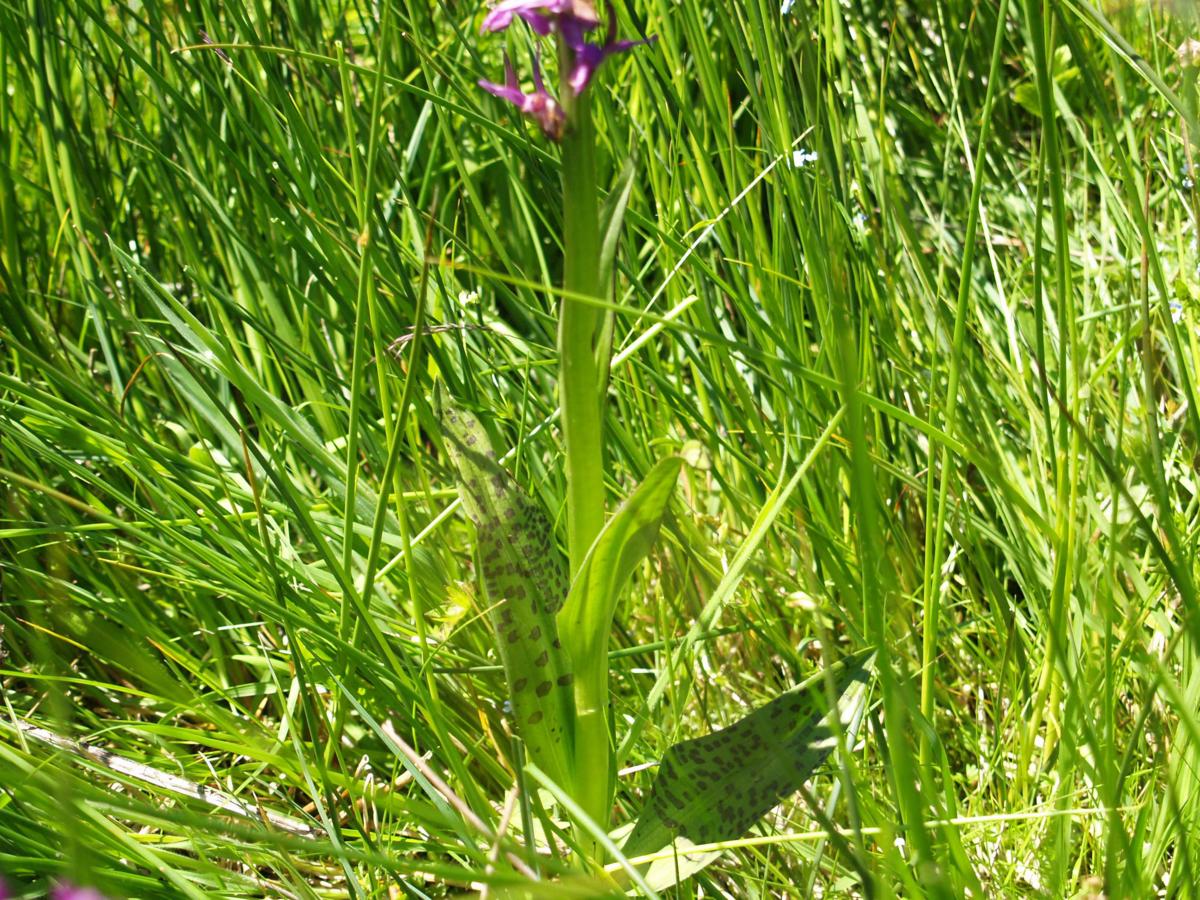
3,0 -> 1200,895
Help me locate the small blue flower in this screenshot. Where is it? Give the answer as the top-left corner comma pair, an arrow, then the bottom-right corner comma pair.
792,148 -> 818,168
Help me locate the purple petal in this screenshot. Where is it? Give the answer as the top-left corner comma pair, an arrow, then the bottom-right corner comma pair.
567,43 -> 605,94
520,11 -> 555,35
480,0 -> 568,33
481,0 -> 597,36
502,52 -> 521,89
480,0 -> 557,33
558,17 -> 594,50
530,51 -> 548,93
610,36 -> 657,54
567,34 -> 656,94
479,8 -> 516,32
479,78 -> 528,109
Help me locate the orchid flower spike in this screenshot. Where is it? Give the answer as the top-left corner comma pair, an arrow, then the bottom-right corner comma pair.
565,13 -> 657,95
477,0 -> 654,134
478,53 -> 566,141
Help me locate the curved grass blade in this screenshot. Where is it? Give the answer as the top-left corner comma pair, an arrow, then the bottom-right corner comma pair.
439,399 -> 576,791
621,651 -> 875,875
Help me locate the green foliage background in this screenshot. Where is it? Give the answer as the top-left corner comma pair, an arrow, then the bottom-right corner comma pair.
3,0 -> 1200,896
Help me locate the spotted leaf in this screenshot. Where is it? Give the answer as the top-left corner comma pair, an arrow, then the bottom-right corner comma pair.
440,400 -> 576,789
621,650 -> 874,879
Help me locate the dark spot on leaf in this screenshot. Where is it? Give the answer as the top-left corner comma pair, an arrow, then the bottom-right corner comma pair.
536,681 -> 552,697
528,711 -> 543,725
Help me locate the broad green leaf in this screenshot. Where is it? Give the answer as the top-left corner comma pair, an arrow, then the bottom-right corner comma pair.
559,456 -> 684,675
439,400 -> 576,789
558,455 -> 683,825
619,650 -> 875,885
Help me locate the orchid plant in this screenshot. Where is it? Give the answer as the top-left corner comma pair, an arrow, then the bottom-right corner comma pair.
443,0 -> 874,886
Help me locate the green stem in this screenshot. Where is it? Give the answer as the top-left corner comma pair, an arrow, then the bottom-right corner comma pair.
571,657 -> 611,847
557,38 -> 611,843
559,49 -> 606,575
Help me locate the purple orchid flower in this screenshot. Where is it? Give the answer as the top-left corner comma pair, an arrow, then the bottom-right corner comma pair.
478,53 -> 566,141
565,14 -> 657,95
480,0 -> 599,38
477,0 -> 655,130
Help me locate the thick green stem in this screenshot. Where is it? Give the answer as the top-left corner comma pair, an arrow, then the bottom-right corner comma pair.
571,656 -> 612,847
557,39 -> 611,843
559,52 -> 606,576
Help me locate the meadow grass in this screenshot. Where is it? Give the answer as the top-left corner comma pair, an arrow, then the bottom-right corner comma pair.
3,0 -> 1200,896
